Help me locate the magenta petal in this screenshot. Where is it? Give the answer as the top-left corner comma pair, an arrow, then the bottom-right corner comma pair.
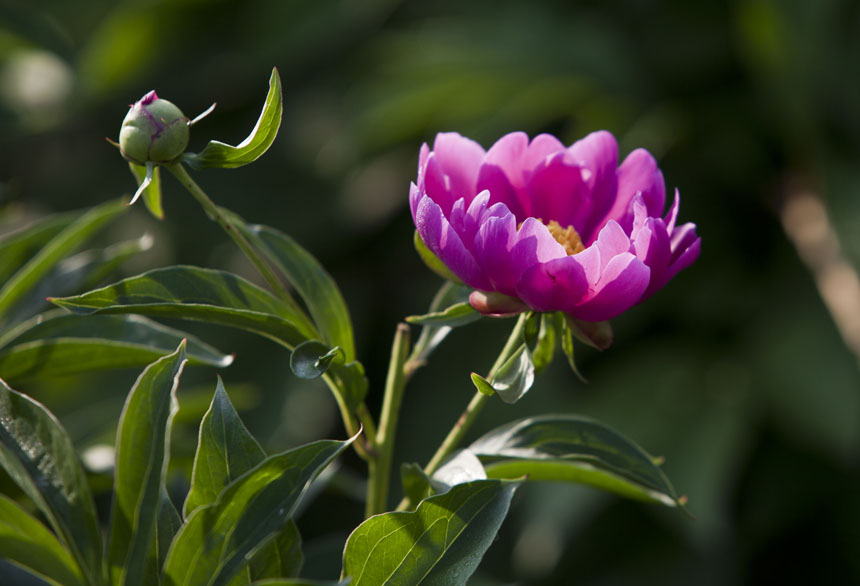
572,253 -> 651,321
664,189 -> 680,233
421,153 -> 456,216
433,132 -> 486,204
567,131 -> 619,241
476,162 -> 527,220
524,133 -> 565,170
474,213 -> 519,295
602,148 -> 667,231
526,151 -> 586,230
516,255 -> 589,313
409,182 -> 421,220
510,218 -> 567,276
663,236 -> 701,283
414,195 -> 490,290
483,132 -> 529,188
418,143 -> 430,176
633,217 -> 671,299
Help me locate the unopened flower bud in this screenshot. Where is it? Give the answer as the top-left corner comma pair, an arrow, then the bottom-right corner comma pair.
119,91 -> 189,164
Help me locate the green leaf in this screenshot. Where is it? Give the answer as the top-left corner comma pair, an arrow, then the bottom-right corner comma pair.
413,230 -> 463,285
558,312 -> 586,382
0,312 -> 232,383
405,302 -> 480,328
184,378 -> 266,518
0,378 -> 103,585
182,68 -> 282,169
290,340 -> 342,380
342,479 -> 518,585
400,462 -> 433,505
469,372 -> 495,397
406,282 -> 475,372
0,211 -> 78,285
565,315 -> 613,351
469,415 -> 684,508
51,265 -> 318,347
251,580 -> 348,586
430,450 -> 486,492
130,161 -> 164,220
150,490 -> 183,581
235,220 -> 356,362
488,344 -> 535,404
108,341 -> 187,586
0,494 -> 86,586
527,313 -> 556,374
247,520 -> 304,581
163,436 -> 354,586
0,199 -> 126,323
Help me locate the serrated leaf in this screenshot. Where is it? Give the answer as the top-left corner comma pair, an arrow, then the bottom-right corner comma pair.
400,462 -> 433,505
469,415 -> 683,508
182,68 -> 282,169
130,161 -> 164,219
50,265 -> 318,347
413,230 -> 463,285
0,312 -> 231,383
108,341 -> 187,586
342,479 -> 517,585
163,436 -> 354,586
184,378 -> 266,518
406,282 -> 474,372
0,494 -> 86,586
0,199 -> 126,324
0,378 -> 103,585
290,340 -> 342,380
489,344 -> 535,404
405,302 -> 479,328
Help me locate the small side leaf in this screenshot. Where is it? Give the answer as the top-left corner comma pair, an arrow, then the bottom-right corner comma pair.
163,436 -> 354,586
182,68 -> 282,169
470,415 -> 684,508
0,494 -> 86,586
184,378 -> 266,518
342,479 -> 518,585
565,315 -> 613,351
489,344 -> 535,404
401,462 -> 433,505
558,312 -> 587,382
406,282 -> 475,372
108,341 -> 187,586
0,378 -> 103,585
469,372 -> 495,397
129,162 -> 164,219
290,341 -> 342,380
405,302 -> 480,328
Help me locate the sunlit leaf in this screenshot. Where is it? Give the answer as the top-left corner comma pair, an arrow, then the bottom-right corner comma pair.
247,520 -> 304,581
0,378 -> 103,585
0,494 -> 86,586
0,312 -> 231,383
184,378 -> 266,518
469,372 -> 495,397
431,449 -> 486,492
405,301 -> 479,328
51,265 -> 318,347
0,211 -> 77,284
182,68 -> 282,169
406,282 -> 475,373
163,436 -> 354,586
108,341 -> 186,586
342,479 -> 518,585
488,344 -> 535,404
0,199 -> 126,323
470,415 -> 684,508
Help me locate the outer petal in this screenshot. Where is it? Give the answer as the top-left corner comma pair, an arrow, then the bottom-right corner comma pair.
478,132 -> 531,218
516,255 -> 590,313
432,132 -> 486,204
524,133 -> 566,170
570,252 -> 651,321
629,195 -> 672,299
567,131 -> 619,242
601,148 -> 667,232
420,153 -> 455,216
414,195 -> 490,290
473,212 -> 519,295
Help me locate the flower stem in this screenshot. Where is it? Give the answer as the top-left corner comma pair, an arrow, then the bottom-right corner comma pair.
168,162 -> 376,459
365,323 -> 411,518
396,313 -> 527,511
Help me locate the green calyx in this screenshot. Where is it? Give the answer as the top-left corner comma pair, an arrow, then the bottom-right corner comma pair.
119,91 -> 189,165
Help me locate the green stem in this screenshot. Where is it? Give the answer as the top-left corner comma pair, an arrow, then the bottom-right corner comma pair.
366,323 -> 411,517
396,313 -> 527,511
167,163 -> 305,317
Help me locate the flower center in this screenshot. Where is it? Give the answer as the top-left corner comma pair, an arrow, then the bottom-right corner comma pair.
545,220 -> 585,255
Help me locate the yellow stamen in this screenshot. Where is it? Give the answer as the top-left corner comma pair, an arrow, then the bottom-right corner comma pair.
519,218 -> 586,255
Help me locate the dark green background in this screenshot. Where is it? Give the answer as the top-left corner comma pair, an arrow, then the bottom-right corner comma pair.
1,0 -> 859,583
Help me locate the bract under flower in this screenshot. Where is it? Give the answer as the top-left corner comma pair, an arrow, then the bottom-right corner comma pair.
410,131 -> 700,322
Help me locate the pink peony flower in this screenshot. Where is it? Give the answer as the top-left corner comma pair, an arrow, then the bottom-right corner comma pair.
410,131 -> 700,322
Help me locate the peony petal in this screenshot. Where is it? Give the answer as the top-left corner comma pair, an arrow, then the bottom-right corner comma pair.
432,132 -> 486,204
567,131 -> 619,241
571,252 -> 651,321
478,132 -> 531,217
524,133 -> 566,170
664,189 -> 680,233
415,195 -> 490,290
421,153 -> 455,216
632,216 -> 671,300
592,220 -> 633,270
510,217 -> 568,276
516,255 -> 590,313
474,212 -> 519,295
418,142 -> 430,176
526,151 -> 586,230
601,148 -> 667,232
409,182 -> 422,220
663,236 -> 700,283
476,163 -> 526,220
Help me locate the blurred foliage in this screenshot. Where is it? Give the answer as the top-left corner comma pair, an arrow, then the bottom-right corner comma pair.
1,0 -> 859,583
